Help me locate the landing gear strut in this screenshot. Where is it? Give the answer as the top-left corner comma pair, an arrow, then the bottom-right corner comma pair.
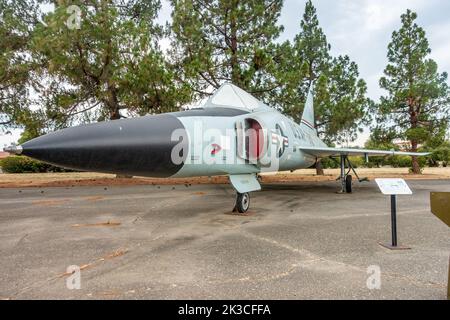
233,192 -> 250,214
337,155 -> 368,193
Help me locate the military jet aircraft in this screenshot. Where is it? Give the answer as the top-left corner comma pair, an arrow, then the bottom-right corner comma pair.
4,83 -> 429,213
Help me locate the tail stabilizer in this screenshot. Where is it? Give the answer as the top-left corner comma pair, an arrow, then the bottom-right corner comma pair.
300,83 -> 317,133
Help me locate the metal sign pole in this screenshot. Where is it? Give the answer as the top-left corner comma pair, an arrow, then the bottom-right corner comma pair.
391,195 -> 398,247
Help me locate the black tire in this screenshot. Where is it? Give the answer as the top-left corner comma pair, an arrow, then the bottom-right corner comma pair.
235,192 -> 250,213
345,175 -> 353,193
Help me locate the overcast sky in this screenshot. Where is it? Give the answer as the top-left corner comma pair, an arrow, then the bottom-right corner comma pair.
2,0 -> 450,147
158,0 -> 450,101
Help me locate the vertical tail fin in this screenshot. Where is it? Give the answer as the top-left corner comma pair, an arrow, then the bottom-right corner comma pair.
300,83 -> 317,134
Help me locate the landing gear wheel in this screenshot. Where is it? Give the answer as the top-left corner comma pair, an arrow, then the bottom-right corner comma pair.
235,192 -> 250,214
345,175 -> 353,193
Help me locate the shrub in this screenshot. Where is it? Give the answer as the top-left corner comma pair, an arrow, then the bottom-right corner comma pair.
390,155 -> 412,168
426,146 -> 450,167
0,156 -> 71,173
320,157 -> 339,169
366,156 -> 386,168
389,155 -> 426,170
348,156 -> 365,169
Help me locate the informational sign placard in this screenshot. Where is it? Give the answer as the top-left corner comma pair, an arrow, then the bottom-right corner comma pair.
375,178 -> 412,195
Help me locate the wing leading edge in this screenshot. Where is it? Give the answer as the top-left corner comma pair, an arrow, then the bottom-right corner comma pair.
300,146 -> 430,158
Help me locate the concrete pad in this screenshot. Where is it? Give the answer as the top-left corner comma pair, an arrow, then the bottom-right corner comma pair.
0,179 -> 448,299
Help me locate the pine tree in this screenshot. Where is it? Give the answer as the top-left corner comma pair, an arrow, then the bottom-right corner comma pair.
294,0 -> 331,97
169,0 -> 284,100
378,10 -> 450,174
0,0 -> 39,131
280,0 -> 369,174
31,0 -> 189,130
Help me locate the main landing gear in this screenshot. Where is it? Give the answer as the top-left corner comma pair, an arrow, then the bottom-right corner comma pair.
336,155 -> 369,194
233,192 -> 250,214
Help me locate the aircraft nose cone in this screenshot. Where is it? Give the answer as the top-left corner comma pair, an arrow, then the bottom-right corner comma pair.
21,114 -> 188,177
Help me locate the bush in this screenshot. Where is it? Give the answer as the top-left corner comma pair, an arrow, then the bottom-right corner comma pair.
0,156 -> 71,173
426,145 -> 450,167
320,154 -> 428,170
366,156 -> 386,168
320,156 -> 366,169
390,155 -> 412,168
320,157 -> 339,169
390,155 -> 427,169
348,156 -> 365,169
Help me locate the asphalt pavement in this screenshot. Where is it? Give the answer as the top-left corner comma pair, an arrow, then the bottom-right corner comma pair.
0,179 -> 449,299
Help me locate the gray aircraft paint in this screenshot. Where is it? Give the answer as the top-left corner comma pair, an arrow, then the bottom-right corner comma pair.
171,86 -> 320,178
172,111 -> 318,178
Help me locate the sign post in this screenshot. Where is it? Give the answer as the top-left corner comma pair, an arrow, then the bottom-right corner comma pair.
390,194 -> 398,247
375,179 -> 412,250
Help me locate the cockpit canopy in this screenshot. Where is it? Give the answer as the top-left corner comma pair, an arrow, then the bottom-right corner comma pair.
203,83 -> 271,112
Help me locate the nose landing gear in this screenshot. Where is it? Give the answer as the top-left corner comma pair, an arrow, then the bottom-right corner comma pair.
233,192 -> 250,214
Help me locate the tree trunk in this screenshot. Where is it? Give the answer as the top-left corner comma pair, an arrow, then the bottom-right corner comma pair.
107,83 -> 121,120
409,99 -> 421,175
315,159 -> 324,176
229,1 -> 240,86
411,139 -> 421,174
105,84 -> 130,178
110,108 -> 120,120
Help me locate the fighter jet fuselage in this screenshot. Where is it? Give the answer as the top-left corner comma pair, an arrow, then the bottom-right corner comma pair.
13,84 -> 322,179
4,83 -> 429,213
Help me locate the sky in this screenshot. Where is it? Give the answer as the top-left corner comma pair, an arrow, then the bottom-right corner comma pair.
2,0 -> 450,147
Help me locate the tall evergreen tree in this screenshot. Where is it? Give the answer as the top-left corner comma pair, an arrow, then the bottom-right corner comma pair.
0,0 -> 40,131
377,10 -> 450,174
31,0 -> 189,130
279,0 -> 369,174
293,0 -> 331,100
169,0 -> 284,100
